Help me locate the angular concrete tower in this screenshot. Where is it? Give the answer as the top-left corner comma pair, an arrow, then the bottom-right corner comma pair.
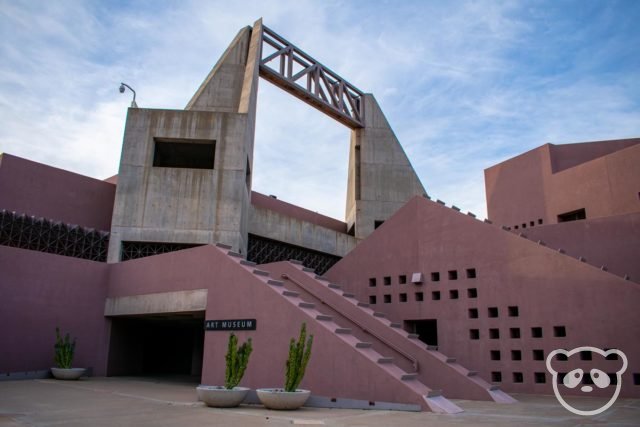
108,20 -> 263,262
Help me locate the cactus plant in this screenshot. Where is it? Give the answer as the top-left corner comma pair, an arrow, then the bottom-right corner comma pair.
284,323 -> 313,392
54,327 -> 76,369
224,333 -> 253,389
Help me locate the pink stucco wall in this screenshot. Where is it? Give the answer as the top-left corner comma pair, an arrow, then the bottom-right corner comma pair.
0,246 -> 110,375
326,197 -> 640,397
0,154 -> 116,230
485,139 -> 640,228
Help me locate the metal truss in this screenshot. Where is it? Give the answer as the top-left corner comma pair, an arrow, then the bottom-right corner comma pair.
247,234 -> 340,275
0,210 -> 109,262
260,26 -> 365,128
121,241 -> 201,261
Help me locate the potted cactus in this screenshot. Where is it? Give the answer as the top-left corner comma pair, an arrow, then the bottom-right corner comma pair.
197,333 -> 253,408
257,322 -> 313,410
51,327 -> 85,380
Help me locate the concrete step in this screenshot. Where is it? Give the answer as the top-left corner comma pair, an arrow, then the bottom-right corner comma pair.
328,283 -> 341,289
315,275 -> 329,281
407,334 -> 419,340
357,302 -> 370,308
335,328 -> 352,334
288,259 -> 304,265
315,314 -> 332,321
401,373 -> 418,381
302,267 -> 315,273
390,322 -> 402,328
215,243 -> 232,249
267,279 -> 284,287
282,290 -> 299,297
298,302 -> 315,309
356,342 -> 373,349
240,260 -> 256,266
373,312 -> 386,318
342,292 -> 355,298
252,269 -> 269,276
377,357 -> 394,364
227,250 -> 243,258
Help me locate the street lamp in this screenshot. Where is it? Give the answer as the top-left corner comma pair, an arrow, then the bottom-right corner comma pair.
119,83 -> 138,108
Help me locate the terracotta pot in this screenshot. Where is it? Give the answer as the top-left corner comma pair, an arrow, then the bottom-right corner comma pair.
50,367 -> 85,380
256,388 -> 311,410
197,386 -> 250,408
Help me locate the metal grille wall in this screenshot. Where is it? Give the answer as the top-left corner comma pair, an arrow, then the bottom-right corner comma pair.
121,241 -> 201,261
247,234 -> 340,275
0,209 -> 109,261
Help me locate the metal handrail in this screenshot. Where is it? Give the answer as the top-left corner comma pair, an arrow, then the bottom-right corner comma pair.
281,273 -> 418,372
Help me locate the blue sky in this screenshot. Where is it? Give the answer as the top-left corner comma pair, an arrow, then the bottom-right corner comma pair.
1,1 -> 639,220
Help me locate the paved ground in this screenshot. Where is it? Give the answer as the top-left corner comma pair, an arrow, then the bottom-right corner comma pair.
0,377 -> 638,426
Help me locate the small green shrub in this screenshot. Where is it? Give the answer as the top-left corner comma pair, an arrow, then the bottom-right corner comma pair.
54,327 -> 76,369
224,333 -> 253,389
284,323 -> 313,392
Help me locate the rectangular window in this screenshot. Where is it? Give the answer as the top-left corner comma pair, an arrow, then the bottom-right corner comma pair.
467,288 -> 478,298
513,372 -> 524,383
489,328 -> 500,339
553,326 -> 566,337
508,306 -> 519,317
431,272 -> 440,282
492,372 -> 502,382
383,294 -> 392,304
466,268 -> 477,279
369,295 -> 377,304
580,351 -> 592,361
533,349 -> 544,361
399,275 -> 407,284
511,350 -> 522,361
490,350 -> 501,361
558,208 -> 586,223
153,138 -> 215,169
448,270 -> 458,280
469,329 -> 480,340
369,278 -> 377,287
534,372 -> 546,384
488,307 -> 499,318
468,308 -> 479,319
431,291 -> 440,300
531,327 -> 543,338
399,293 -> 407,302
510,328 -> 521,339
416,292 -> 424,302
383,276 -> 391,286
449,290 -> 459,299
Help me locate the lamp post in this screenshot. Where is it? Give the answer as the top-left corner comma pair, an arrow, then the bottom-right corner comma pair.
119,83 -> 138,108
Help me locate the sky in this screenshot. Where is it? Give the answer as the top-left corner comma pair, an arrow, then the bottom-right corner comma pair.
1,0 -> 639,220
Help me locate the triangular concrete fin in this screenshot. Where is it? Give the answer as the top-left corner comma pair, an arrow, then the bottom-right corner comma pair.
185,26 -> 252,112
238,18 -> 263,116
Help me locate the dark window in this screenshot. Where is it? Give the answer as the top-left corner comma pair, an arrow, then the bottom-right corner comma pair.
514,225 -> 519,229
522,223 -> 526,228
468,308 -> 479,319
369,278 -> 377,287
489,328 -> 500,339
431,291 -> 440,301
633,373 -> 640,385
431,272 -> 440,282
533,350 -> 544,361
534,372 -> 546,384
508,306 -> 519,317
511,350 -> 522,361
492,372 -> 502,382
374,220 -> 385,229
580,351 -> 592,361
553,326 -> 566,337
531,327 -> 543,338
607,373 -> 618,385
556,353 -> 568,361
558,208 -> 586,223
605,350 -> 619,360
448,270 -> 458,280
513,372 -> 524,383
538,219 -> 543,225
470,329 -> 480,340
369,295 -> 377,304
510,328 -> 521,339
466,268 -> 477,279
530,221 -> 535,227
416,292 -> 424,302
488,307 -> 499,318
468,288 -> 478,298
490,350 -> 501,361
399,275 -> 407,284
383,294 -> 391,304
383,276 -> 391,286
449,290 -> 459,299
399,293 -> 407,302
153,138 -> 215,169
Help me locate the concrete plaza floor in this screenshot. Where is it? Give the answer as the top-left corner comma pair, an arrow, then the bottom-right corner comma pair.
0,377 -> 638,426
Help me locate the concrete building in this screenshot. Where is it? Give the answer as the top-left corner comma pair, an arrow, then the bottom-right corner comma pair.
1,20 -> 638,413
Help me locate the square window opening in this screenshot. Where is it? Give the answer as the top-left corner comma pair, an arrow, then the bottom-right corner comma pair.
399,275 -> 407,284
511,350 -> 522,361
448,270 -> 458,280
468,288 -> 478,298
383,294 -> 392,304
468,308 -> 479,319
369,295 -> 377,305
399,293 -> 407,303
469,329 -> 480,340
607,373 -> 618,385
490,350 -> 501,361
431,272 -> 440,282
416,292 -> 424,302
449,290 -> 459,299
466,268 -> 477,279
488,307 -> 499,318
489,328 -> 500,339
530,221 -> 535,227
553,326 -> 566,337
580,351 -> 592,361
531,327 -> 543,338
492,371 -> 502,382
510,328 -> 521,339
508,306 -> 519,317
633,373 -> 640,385
534,372 -> 546,384
538,219 -> 543,225
513,372 -> 524,383
383,276 -> 391,286
431,291 -> 440,301
369,278 -> 377,287
533,349 -> 544,361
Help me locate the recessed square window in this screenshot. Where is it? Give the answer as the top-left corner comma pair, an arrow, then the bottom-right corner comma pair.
514,225 -> 519,229
448,270 -> 458,280
468,308 -> 479,319
399,293 -> 407,302
558,208 -> 586,223
431,272 -> 440,282
431,291 -> 440,301
369,295 -> 376,304
508,306 -> 519,317
492,372 -> 502,382
580,351 -> 592,361
534,372 -> 546,384
383,276 -> 391,286
511,350 -> 522,361
467,288 -> 478,298
510,328 -> 521,339
553,326 -> 566,337
490,350 -> 501,361
369,278 -> 377,287
538,219 -> 543,225
522,223 -> 527,229
607,373 -> 618,385
469,329 -> 480,340
466,268 -> 477,279
449,290 -> 459,299
531,327 -> 543,338
513,372 -> 524,383
533,349 -> 544,361
633,373 -> 640,385
153,138 -> 215,169
488,307 -> 499,318
399,275 -> 407,284
489,328 -> 500,339
383,294 -> 391,304
416,292 -> 424,302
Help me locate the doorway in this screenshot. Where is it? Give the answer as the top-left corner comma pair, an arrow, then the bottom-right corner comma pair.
404,319 -> 438,346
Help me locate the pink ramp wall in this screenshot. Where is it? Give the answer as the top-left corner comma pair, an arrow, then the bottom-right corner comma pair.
0,246 -> 110,375
0,154 -> 116,230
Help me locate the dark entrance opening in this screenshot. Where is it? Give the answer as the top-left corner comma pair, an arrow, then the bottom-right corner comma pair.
404,319 -> 438,346
107,312 -> 204,381
558,208 -> 586,223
